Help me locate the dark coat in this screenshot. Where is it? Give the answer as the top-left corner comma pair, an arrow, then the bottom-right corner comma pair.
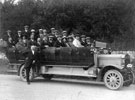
81,41 -> 87,47
25,50 -> 39,68
14,34 -> 23,43
7,41 -> 15,48
28,40 -> 37,48
22,30 -> 31,39
36,42 -> 45,50
48,41 -> 55,47
54,40 -> 66,47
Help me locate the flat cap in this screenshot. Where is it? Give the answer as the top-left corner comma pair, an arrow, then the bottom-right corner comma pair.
39,29 -> 43,31
75,34 -> 80,37
67,35 -> 73,39
86,37 -> 90,40
81,35 -> 86,38
7,30 -> 11,33
24,25 -> 29,28
49,35 -> 54,38
62,36 -> 67,38
18,30 -> 22,33
57,34 -> 62,37
62,31 -> 67,33
31,29 -> 35,32
51,28 -> 55,30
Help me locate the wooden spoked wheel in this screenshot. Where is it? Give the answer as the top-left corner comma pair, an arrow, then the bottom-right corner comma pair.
104,70 -> 124,90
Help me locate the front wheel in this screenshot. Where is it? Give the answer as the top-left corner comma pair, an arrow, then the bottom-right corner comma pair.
104,70 -> 124,90
19,64 -> 34,81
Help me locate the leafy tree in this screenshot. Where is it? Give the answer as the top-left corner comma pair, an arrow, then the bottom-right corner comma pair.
1,0 -> 135,50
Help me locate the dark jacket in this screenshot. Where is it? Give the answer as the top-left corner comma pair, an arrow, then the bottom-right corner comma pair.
54,40 -> 66,47
81,41 -> 87,47
25,50 -> 39,68
22,30 -> 31,39
28,40 -> 37,48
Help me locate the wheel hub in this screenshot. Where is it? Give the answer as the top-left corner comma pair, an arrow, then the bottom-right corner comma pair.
110,76 -> 117,83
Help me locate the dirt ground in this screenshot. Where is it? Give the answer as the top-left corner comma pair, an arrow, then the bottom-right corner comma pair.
0,74 -> 135,100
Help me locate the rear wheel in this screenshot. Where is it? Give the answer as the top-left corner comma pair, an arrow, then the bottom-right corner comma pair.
104,70 -> 124,90
19,64 -> 34,81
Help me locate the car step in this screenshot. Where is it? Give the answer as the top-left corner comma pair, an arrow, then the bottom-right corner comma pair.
52,78 -> 104,85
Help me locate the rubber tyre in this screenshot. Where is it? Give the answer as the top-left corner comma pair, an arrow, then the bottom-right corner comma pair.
19,64 -> 34,82
104,70 -> 124,90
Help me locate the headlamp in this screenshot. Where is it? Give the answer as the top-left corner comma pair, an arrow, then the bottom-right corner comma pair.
127,64 -> 133,68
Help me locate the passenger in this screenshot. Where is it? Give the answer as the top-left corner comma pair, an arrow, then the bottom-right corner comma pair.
7,37 -> 15,48
53,30 -> 59,42
62,36 -> 69,47
15,38 -> 24,52
23,25 -> 30,39
67,36 -> 75,47
30,29 -> 36,38
22,35 -> 27,40
15,30 -> 23,43
48,35 -> 55,47
50,27 -> 55,35
7,37 -> 16,52
54,35 -> 66,47
42,36 -> 49,47
72,34 -> 84,47
62,30 -> 68,38
0,38 -> 8,48
22,38 -> 29,48
86,37 -> 91,47
28,35 -> 37,48
54,30 -> 59,38
3,30 -> 13,42
39,29 -> 43,34
36,37 -> 44,50
80,35 -> 87,47
17,30 -> 23,39
38,29 -> 44,40
43,29 -> 48,37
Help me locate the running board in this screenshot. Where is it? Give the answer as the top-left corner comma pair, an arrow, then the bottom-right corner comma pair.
52,78 -> 104,85
42,72 -> 97,77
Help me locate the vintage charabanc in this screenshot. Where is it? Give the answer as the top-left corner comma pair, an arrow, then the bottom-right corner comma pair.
1,40 -> 134,90
14,45 -> 134,90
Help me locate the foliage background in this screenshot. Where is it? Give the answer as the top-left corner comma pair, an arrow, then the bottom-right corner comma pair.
0,0 -> 135,50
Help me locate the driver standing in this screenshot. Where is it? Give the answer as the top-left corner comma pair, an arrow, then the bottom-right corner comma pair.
25,45 -> 39,85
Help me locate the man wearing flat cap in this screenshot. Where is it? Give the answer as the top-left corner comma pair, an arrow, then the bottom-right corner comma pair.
48,35 -> 55,47
80,35 -> 87,47
54,35 -> 66,47
62,30 -> 68,38
86,37 -> 91,47
23,25 -> 31,39
3,30 -> 13,41
50,27 -> 55,35
15,30 -> 23,43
